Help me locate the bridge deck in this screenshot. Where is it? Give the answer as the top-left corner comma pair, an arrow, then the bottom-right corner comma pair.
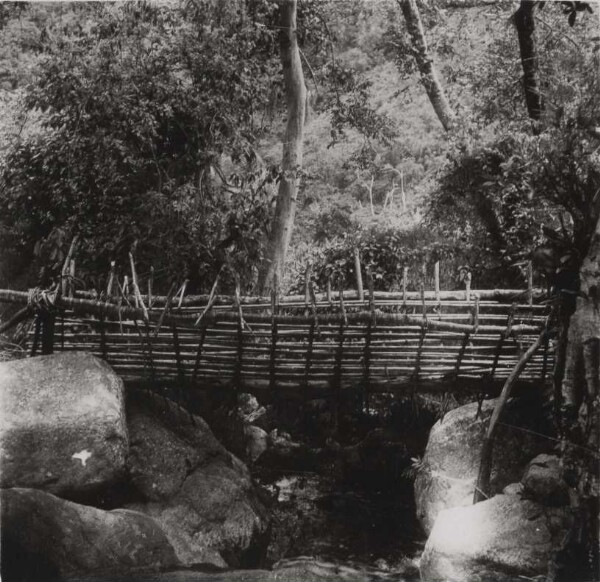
7,287 -> 553,396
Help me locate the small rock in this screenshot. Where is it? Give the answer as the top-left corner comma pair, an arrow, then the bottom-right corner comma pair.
502,482 -> 524,496
522,454 -> 570,506
238,393 -> 260,417
244,425 -> 268,462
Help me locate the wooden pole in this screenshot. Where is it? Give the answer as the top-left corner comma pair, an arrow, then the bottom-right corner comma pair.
400,169 -> 406,212
106,261 -> 116,297
354,248 -> 364,301
465,271 -> 472,302
148,266 -> 154,309
473,329 -> 546,503
304,262 -> 311,316
177,279 -> 189,309
0,306 -> 32,335
129,252 -> 149,322
269,282 -> 279,405
60,236 -> 78,298
527,260 -> 533,307
434,260 -> 441,317
69,260 -> 76,298
403,266 -> 408,305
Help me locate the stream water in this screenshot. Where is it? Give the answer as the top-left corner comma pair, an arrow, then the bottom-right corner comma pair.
257,468 -> 424,579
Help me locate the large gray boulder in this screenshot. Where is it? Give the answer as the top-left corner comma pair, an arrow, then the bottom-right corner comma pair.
0,352 -> 128,500
414,396 -> 554,534
1,487 -> 180,580
420,492 -> 573,581
125,393 -> 271,569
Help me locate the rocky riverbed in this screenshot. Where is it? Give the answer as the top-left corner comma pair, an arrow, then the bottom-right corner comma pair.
2,352 -> 575,582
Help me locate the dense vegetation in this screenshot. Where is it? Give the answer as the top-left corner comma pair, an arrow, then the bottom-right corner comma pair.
0,2 -> 598,580
1,1 -> 597,296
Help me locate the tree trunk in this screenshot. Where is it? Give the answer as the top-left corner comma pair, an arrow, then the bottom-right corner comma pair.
397,0 -> 455,132
514,0 -> 544,122
256,0 -> 306,294
549,214 -> 600,581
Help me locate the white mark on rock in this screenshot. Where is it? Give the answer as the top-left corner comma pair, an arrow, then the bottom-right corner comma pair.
72,449 -> 92,467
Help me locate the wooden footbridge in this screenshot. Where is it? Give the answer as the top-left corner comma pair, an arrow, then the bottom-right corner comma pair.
0,269 -> 554,402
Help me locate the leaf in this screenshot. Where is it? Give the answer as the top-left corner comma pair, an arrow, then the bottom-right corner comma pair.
568,10 -> 576,26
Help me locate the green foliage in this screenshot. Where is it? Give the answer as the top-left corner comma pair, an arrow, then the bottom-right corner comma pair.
0,1 -> 280,291
290,224 -> 469,293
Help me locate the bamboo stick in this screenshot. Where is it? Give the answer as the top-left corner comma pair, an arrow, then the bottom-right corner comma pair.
434,261 -> 440,305
106,261 -> 116,297
69,260 -> 76,298
354,248 -> 364,301
473,329 -> 547,504
67,287 -> 549,306
465,271 -> 472,302
0,306 -> 32,334
129,253 -> 149,322
527,260 -> 533,307
148,266 -> 154,308
60,237 -> 78,298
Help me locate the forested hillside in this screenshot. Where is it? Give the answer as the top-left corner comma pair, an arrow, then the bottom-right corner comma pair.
0,0 -> 598,295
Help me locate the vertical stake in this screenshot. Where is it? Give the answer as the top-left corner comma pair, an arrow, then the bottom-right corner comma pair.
402,266 -> 408,306
60,236 -> 78,298
354,248 -> 364,301
148,266 -> 154,309
269,275 -> 279,408
527,260 -> 533,307
465,271 -> 472,302
434,260 -> 440,315
333,279 -> 347,435
106,261 -> 116,297
304,263 -> 311,316
327,275 -> 332,306
69,260 -> 76,298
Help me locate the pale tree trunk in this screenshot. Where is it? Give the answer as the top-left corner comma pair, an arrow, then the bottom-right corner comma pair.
256,0 -> 306,294
514,0 -> 544,123
548,214 -> 600,581
397,0 -> 455,132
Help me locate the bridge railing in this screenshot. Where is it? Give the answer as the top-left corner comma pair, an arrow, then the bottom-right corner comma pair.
0,281 -> 553,402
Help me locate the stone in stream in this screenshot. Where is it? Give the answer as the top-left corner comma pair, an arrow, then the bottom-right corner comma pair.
419,492 -> 573,581
414,396 -> 555,534
1,487 -> 180,580
125,392 -> 271,569
521,454 -> 571,507
0,352 -> 128,501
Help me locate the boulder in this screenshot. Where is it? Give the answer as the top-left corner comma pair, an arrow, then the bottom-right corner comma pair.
522,454 -> 570,507
244,425 -> 268,463
125,392 -> 271,569
414,396 -> 554,534
1,487 -> 179,581
0,352 -> 128,501
420,493 -> 573,582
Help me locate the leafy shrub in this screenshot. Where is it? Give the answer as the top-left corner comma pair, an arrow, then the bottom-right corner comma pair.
290,224 -> 472,294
